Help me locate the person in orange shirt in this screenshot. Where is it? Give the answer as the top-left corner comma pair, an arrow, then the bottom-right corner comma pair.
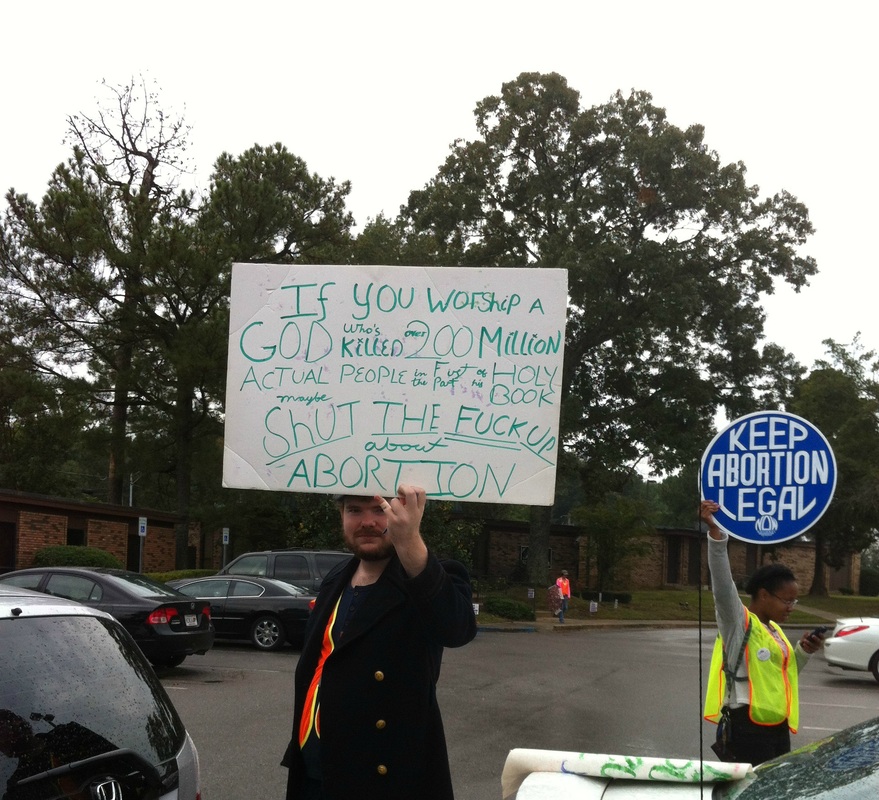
556,569 -> 571,623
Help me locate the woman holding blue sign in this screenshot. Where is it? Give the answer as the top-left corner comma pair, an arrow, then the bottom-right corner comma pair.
701,499 -> 827,765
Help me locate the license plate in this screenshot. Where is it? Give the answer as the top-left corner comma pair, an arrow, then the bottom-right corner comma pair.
184,614 -> 198,627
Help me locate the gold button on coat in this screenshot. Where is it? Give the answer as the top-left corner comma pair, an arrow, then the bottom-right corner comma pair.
377,765 -> 388,775
374,671 -> 384,681
376,719 -> 386,729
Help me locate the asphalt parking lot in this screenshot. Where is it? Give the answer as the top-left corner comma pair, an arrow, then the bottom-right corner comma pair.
159,626 -> 879,800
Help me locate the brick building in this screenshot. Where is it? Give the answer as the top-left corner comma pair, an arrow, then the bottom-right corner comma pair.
472,519 -> 581,585
0,489 -> 209,574
473,519 -> 861,594
598,526 -> 860,595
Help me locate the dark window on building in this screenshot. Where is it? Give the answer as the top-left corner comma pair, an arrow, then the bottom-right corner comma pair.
0,521 -> 15,573
519,546 -> 553,565
666,537 -> 682,584
127,534 -> 141,571
67,528 -> 86,546
688,538 -> 702,585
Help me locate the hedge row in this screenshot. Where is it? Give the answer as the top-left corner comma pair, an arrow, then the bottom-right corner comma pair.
33,546 -> 123,569
483,596 -> 535,621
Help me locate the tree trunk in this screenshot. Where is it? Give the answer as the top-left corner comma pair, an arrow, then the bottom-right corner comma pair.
528,505 -> 552,587
174,383 -> 194,569
106,344 -> 132,505
808,531 -> 830,596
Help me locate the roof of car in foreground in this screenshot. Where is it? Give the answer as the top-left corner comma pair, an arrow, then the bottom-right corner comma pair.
0,583 -> 112,620
3,565 -> 132,575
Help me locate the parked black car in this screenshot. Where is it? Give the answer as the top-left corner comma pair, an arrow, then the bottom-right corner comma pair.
168,575 -> 315,650
1,583 -> 201,798
217,549 -> 351,592
0,567 -> 214,668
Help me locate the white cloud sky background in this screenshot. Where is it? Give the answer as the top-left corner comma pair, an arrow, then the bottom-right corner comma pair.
3,0 -> 876,371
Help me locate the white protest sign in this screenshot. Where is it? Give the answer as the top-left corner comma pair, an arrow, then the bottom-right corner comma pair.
222,264 -> 568,504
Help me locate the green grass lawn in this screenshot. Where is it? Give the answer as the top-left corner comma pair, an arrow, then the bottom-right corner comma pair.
474,586 -> 879,624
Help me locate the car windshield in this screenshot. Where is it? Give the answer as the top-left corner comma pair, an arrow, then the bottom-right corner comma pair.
1,615 -> 186,792
104,571 -> 185,598
714,715 -> 879,799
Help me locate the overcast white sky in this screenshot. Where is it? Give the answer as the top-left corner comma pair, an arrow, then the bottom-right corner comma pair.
3,1 -> 876,371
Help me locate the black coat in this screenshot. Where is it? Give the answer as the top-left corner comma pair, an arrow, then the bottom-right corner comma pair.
282,552 -> 477,800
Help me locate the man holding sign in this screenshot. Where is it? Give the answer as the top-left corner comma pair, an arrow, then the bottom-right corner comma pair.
282,483 -> 477,799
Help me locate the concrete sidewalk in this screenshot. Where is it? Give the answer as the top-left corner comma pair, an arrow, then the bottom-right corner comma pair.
476,617 -> 711,633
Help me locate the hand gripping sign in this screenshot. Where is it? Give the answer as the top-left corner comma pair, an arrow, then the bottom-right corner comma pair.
700,411 -> 837,544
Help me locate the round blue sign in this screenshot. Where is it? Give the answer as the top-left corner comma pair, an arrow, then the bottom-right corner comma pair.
700,411 -> 837,544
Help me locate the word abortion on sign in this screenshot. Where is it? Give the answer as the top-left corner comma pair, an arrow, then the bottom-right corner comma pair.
222,264 -> 568,504
700,410 -> 837,544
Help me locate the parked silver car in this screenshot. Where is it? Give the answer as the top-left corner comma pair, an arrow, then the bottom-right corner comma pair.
1,584 -> 201,799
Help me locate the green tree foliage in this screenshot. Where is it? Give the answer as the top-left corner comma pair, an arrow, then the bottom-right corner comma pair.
0,79 -> 238,565
650,465 -> 702,528
201,142 -> 354,264
0,342 -> 99,497
790,338 -> 879,595
0,81 -> 358,566
1,78 -> 198,507
861,566 -> 879,597
396,72 -> 815,584
572,493 -> 655,591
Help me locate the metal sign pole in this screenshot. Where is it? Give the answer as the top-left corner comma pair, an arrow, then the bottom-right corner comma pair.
138,516 -> 147,573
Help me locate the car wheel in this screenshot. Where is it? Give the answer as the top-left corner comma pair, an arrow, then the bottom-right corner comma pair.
251,614 -> 285,650
869,652 -> 879,684
151,654 -> 186,669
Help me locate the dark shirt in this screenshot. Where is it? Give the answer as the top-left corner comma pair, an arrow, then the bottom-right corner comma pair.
300,583 -> 375,780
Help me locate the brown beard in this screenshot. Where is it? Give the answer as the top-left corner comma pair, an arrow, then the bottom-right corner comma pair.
346,535 -> 394,562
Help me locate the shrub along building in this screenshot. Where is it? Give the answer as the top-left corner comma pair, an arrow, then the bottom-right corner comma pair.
0,488 -> 211,574
472,519 -> 861,595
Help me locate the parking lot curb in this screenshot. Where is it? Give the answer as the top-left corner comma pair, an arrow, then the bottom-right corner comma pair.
475,619 -> 712,634
476,618 -> 837,634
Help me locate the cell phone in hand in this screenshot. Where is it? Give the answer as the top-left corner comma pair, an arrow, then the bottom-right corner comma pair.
809,626 -> 830,638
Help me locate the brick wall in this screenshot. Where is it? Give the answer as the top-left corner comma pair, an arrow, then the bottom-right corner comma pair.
575,532 -> 830,594
829,552 -> 860,593
4,491 -> 190,574
550,534 -> 579,585
481,522 -> 864,596
87,520 -> 129,565
483,526 -> 581,587
613,536 -> 665,590
142,525 -> 178,572
17,511 -> 67,567
485,528 -> 527,581
762,541 -> 817,593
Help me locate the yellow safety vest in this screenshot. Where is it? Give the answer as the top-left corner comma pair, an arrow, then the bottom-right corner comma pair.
704,607 -> 799,732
